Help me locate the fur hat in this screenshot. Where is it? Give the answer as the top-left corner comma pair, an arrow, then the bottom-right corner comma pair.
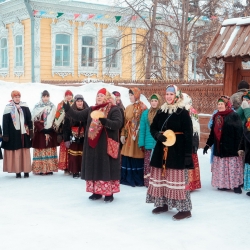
11,90 -> 21,98
74,94 -> 84,101
65,90 -> 73,97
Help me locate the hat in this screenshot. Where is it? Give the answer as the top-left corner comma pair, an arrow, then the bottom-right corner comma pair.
112,91 -> 121,97
97,88 -> 107,95
65,90 -> 73,97
74,94 -> 84,101
238,80 -> 249,90
42,90 -> 50,97
150,94 -> 158,100
218,95 -> 232,109
11,90 -> 21,98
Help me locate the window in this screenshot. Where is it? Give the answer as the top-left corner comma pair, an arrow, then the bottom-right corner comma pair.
15,35 -> 23,67
81,36 -> 95,67
55,34 -> 70,66
0,38 -> 8,68
151,44 -> 160,70
106,38 -> 118,68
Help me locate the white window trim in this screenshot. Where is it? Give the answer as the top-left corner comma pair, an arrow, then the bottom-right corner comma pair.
51,20 -> 75,78
78,23 -> 99,77
0,25 -> 9,78
102,25 -> 122,78
12,22 -> 24,77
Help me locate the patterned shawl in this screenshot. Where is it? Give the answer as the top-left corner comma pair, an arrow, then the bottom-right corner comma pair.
31,100 -> 56,129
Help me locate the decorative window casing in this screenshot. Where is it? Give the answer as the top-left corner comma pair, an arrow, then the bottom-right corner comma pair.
102,25 -> 121,78
78,23 -> 98,77
167,43 -> 180,79
0,26 -> 9,78
12,22 -> 24,77
51,20 -> 75,78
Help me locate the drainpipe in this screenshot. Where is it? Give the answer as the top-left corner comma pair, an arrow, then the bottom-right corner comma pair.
24,0 -> 35,82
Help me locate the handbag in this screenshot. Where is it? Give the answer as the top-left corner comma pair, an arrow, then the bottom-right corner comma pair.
104,128 -> 119,159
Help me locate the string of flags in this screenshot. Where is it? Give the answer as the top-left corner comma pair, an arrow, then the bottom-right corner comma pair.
33,10 -> 219,23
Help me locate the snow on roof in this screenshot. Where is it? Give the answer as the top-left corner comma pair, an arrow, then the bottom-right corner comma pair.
221,26 -> 240,56
222,17 -> 250,26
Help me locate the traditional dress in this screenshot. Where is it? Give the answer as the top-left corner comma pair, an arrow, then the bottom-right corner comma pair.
120,87 -> 147,187
206,96 -> 243,192
1,91 -> 32,175
146,85 -> 193,220
53,90 -> 74,172
183,93 -> 201,191
138,94 -> 161,187
63,96 -> 88,176
65,88 -> 123,200
31,93 -> 58,174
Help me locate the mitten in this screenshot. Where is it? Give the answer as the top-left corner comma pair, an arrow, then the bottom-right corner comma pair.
241,100 -> 249,109
203,145 -> 209,154
156,133 -> 167,143
63,101 -> 71,112
120,135 -> 126,144
64,141 -> 71,149
238,150 -> 244,157
99,118 -> 107,126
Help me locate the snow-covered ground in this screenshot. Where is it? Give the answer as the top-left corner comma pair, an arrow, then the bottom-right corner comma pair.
0,81 -> 249,250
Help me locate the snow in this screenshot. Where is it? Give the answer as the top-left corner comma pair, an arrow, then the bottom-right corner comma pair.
222,18 -> 243,26
221,26 -> 240,56
0,81 -> 249,250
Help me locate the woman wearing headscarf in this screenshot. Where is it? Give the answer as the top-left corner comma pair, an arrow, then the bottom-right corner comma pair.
147,85 -> 193,221
63,94 -> 89,178
31,90 -> 58,175
1,90 -> 33,178
112,91 -> 125,110
182,93 -> 201,191
204,96 -> 243,194
63,88 -> 123,202
138,94 -> 162,187
120,87 -> 147,187
54,90 -> 74,174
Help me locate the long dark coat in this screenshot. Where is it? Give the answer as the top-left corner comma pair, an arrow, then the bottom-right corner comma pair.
1,106 -> 32,150
239,127 -> 250,164
206,112 -> 242,157
66,106 -> 123,181
150,108 -> 194,170
0,125 -> 3,159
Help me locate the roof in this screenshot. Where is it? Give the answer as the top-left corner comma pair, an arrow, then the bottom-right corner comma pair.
201,16 -> 250,65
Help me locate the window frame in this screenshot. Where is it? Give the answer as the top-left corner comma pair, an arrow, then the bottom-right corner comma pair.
0,37 -> 8,69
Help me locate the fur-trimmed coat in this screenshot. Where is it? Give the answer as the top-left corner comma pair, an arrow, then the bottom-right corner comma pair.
150,108 -> 194,170
206,112 -> 243,157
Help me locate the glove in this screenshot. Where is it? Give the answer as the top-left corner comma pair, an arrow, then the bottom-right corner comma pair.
185,156 -> 192,166
57,134 -> 63,144
156,133 -> 167,143
203,145 -> 209,155
3,136 -> 9,142
241,100 -> 249,109
42,128 -> 53,134
63,101 -> 71,112
99,118 -> 107,126
64,141 -> 70,149
140,146 -> 145,153
238,150 -> 244,157
120,135 -> 126,144
29,129 -> 34,140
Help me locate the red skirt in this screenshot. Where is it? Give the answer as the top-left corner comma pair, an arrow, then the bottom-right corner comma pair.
188,153 -> 201,191
86,180 -> 120,196
58,141 -> 68,170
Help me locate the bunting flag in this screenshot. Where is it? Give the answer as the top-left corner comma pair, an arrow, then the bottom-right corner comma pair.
188,17 -> 193,22
96,14 -> 104,19
40,11 -> 46,16
156,16 -> 162,20
74,13 -> 80,19
88,14 -> 95,19
105,15 -> 110,18
49,11 -> 55,14
115,16 -> 122,23
132,15 -> 138,21
82,14 -> 88,20
33,10 -> 39,15
57,13 -> 64,18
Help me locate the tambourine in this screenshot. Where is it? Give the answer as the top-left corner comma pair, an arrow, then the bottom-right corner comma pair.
90,110 -> 105,120
162,130 -> 176,147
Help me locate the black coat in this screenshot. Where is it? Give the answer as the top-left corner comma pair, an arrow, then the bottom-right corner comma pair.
239,128 -> 250,164
150,108 -> 193,170
206,111 -> 242,158
0,125 -> 3,159
66,105 -> 123,181
1,106 -> 32,150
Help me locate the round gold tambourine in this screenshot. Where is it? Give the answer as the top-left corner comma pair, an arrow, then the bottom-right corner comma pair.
90,110 -> 105,120
162,130 -> 176,147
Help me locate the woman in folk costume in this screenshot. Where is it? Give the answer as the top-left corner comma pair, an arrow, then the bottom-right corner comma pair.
138,94 -> 162,187
120,87 -> 147,187
112,91 -> 125,110
63,88 -> 123,202
237,91 -> 250,197
54,90 -> 74,174
182,93 -> 201,191
147,85 -> 193,221
203,96 -> 243,193
63,94 -> 89,178
0,125 -> 3,160
32,90 -> 58,175
1,90 -> 33,178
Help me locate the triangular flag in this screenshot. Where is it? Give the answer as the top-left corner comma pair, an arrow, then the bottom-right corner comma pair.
40,11 -> 46,16
96,14 -> 104,19
57,13 -> 64,18
132,15 -> 138,21
156,16 -> 162,19
115,16 -> 122,23
33,10 -> 39,15
88,14 -> 95,19
82,14 -> 88,20
49,11 -> 55,14
74,14 -> 80,19
105,15 -> 110,18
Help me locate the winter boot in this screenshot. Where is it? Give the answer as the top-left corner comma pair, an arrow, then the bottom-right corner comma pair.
233,186 -> 242,194
89,193 -> 102,200
24,173 -> 29,178
217,188 -> 230,191
47,172 -> 53,175
152,204 -> 168,214
73,173 -> 80,178
16,173 -> 21,178
64,170 -> 70,175
246,192 -> 250,196
173,211 -> 192,221
104,194 -> 114,203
